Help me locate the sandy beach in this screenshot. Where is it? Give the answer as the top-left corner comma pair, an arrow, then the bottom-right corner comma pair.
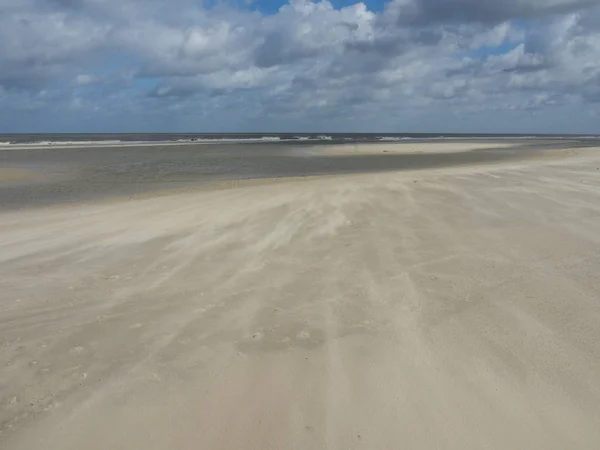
2,141 -> 600,449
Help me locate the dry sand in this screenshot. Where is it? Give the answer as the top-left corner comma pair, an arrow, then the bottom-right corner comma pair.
2,144 -> 600,449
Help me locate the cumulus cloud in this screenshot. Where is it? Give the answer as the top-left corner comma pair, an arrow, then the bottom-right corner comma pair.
0,0 -> 599,132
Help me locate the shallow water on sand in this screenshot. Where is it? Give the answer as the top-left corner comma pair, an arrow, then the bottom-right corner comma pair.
0,140 -> 594,210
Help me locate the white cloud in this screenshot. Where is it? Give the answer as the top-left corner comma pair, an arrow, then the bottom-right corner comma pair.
0,0 -> 599,132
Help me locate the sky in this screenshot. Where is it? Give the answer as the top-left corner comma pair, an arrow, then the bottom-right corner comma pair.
1,0 -> 600,134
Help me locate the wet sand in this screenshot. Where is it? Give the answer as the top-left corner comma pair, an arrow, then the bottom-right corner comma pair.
0,139 -> 589,210
0,168 -> 37,183
2,141 -> 600,449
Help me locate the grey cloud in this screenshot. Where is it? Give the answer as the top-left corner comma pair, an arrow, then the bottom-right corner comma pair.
48,0 -> 86,9
255,31 -> 319,68
392,0 -> 597,25
345,28 -> 442,56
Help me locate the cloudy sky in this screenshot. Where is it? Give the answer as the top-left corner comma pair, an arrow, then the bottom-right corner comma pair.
1,0 -> 600,133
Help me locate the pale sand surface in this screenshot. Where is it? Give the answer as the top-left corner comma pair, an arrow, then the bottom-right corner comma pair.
2,145 -> 600,449
318,141 -> 524,155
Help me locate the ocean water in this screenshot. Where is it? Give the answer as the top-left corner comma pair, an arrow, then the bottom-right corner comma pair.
1,132 -> 598,146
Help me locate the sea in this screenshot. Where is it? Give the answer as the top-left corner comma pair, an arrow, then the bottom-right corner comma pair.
1,132 -> 599,147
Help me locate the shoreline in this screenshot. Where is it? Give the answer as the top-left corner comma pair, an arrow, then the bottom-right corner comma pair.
1,139 -> 596,211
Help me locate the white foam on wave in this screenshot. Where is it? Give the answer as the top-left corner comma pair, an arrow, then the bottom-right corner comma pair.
0,136 -> 288,149
378,137 -> 411,141
37,140 -> 125,146
179,136 -> 282,143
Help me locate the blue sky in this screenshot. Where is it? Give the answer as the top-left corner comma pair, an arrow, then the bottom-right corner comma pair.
1,0 -> 599,133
